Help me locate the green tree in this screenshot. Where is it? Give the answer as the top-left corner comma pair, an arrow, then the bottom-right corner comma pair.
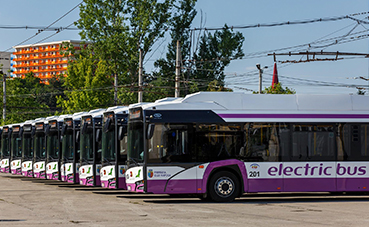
254,83 -> 296,94
193,24 -> 244,89
75,0 -> 174,106
152,0 -> 197,99
57,53 -> 113,113
4,72 -> 51,124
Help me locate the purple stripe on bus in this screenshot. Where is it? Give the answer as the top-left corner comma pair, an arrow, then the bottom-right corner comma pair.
218,113 -> 369,119
248,178 -> 369,192
337,178 -> 369,191
165,179 -> 200,193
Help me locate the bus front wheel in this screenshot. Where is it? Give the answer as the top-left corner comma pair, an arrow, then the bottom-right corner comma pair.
208,171 -> 239,202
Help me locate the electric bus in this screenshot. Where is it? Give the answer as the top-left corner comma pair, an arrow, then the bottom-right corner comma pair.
61,112 -> 87,183
79,109 -> 105,186
46,115 -> 70,180
21,121 -> 35,177
33,116 -> 57,178
126,92 -> 369,202
100,106 -> 129,189
10,124 -> 23,175
0,125 -> 11,173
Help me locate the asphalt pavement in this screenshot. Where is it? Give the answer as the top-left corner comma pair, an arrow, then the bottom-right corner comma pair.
1,172 -> 369,226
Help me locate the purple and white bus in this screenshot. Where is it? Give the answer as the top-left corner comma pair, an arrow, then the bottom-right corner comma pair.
126,92 -> 369,202
60,112 -> 87,183
0,125 -> 11,173
100,106 -> 129,189
21,121 -> 35,177
10,124 -> 23,175
79,109 -> 105,186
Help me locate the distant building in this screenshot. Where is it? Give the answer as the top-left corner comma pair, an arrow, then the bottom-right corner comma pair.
0,51 -> 11,74
12,40 -> 83,83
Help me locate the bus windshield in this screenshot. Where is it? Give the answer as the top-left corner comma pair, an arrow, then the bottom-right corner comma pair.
47,134 -> 59,160
127,120 -> 144,162
102,129 -> 115,162
80,129 -> 93,162
62,132 -> 74,161
11,135 -> 22,158
34,135 -> 46,159
22,134 -> 33,159
2,136 -> 10,157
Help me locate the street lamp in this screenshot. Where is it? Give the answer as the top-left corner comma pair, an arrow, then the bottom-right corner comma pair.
256,64 -> 268,94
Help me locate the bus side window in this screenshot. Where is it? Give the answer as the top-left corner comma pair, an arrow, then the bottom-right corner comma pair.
241,123 -> 282,162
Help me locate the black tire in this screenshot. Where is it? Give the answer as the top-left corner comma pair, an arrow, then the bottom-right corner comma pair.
208,171 -> 240,202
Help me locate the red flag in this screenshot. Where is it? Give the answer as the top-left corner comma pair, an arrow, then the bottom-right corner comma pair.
272,62 -> 279,88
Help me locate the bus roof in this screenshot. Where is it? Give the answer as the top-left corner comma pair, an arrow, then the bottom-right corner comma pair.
142,92 -> 369,112
104,106 -> 128,114
83,108 -> 106,119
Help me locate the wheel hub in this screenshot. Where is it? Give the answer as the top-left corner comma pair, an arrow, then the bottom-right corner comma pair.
215,177 -> 234,197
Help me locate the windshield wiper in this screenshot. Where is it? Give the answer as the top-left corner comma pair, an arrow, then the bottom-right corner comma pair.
127,157 -> 142,166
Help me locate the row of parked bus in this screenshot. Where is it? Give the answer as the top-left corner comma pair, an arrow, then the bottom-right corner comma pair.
2,92 -> 369,202
0,106 -> 129,189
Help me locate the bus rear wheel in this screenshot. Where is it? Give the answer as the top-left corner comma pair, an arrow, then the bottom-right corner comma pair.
208,171 -> 239,202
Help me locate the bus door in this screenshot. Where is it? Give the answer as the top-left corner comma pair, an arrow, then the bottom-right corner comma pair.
146,123 -> 197,194
336,124 -> 369,191
243,123 -> 284,192
283,124 -> 336,192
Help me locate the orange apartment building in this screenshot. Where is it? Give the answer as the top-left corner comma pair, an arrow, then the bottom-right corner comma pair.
11,40 -> 83,83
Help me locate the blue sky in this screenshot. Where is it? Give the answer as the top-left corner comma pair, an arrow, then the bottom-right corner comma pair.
1,0 -> 368,94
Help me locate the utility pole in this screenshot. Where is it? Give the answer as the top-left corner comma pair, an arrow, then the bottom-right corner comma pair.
175,40 -> 181,98
114,73 -> 118,106
256,64 -> 267,94
2,72 -> 6,122
138,49 -> 143,103
256,64 -> 263,94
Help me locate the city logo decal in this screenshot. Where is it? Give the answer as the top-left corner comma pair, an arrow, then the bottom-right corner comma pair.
250,163 -> 260,170
120,167 -> 125,175
148,169 -> 153,178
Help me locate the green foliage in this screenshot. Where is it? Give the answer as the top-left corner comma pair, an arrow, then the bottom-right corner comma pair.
57,54 -> 114,113
75,0 -> 175,107
3,72 -> 60,125
193,24 -> 244,87
253,83 -> 296,94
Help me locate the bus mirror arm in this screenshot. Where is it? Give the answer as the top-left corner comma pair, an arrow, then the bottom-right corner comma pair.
96,129 -> 101,142
147,124 -> 155,140
118,126 -> 127,141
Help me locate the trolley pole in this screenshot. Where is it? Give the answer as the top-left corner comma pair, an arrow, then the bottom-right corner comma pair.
175,40 -> 181,98
138,49 -> 143,103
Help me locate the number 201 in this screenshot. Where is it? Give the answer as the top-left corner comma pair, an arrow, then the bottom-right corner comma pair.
249,171 -> 260,178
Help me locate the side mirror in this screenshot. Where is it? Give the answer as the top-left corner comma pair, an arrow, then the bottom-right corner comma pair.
118,126 -> 127,141
96,129 -> 101,142
61,124 -> 67,136
45,125 -> 51,135
19,128 -> 24,138
103,118 -> 111,133
76,131 -> 80,142
81,122 -> 88,135
146,124 -> 155,140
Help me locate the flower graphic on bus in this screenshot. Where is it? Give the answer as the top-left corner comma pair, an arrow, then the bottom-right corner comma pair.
148,169 -> 154,178
250,164 -> 260,170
